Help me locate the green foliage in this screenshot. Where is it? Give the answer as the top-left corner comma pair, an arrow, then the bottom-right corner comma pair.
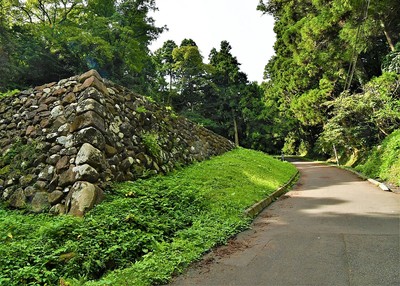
382,51 -> 400,73
355,129 -> 400,186
282,133 -> 297,155
317,73 -> 400,155
181,110 -> 219,129
171,41 -> 211,112
382,43 -> 400,73
258,0 -> 400,155
141,132 -> 161,158
152,40 -> 179,104
0,148 -> 297,285
136,106 -> 148,114
0,89 -> 19,98
1,141 -> 34,166
0,140 -> 39,181
0,0 -> 164,92
204,41 -> 250,146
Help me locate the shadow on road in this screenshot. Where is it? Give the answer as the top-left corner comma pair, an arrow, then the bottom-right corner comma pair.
169,160 -> 400,286
289,159 -> 365,192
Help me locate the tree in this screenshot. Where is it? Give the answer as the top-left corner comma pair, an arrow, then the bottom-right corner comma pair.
171,40 -> 209,112
239,82 -> 280,152
382,43 -> 400,74
208,41 -> 248,146
362,0 -> 400,52
0,0 -> 164,92
180,38 -> 197,47
257,0 -> 400,154
153,40 -> 178,103
317,73 -> 400,156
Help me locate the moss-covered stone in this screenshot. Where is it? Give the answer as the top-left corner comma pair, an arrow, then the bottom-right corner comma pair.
31,192 -> 50,213
0,165 -> 10,176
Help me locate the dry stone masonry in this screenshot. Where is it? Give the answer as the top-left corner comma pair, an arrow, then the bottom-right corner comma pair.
0,70 -> 235,216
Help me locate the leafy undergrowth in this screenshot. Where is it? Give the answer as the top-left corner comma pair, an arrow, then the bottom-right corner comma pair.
0,148 -> 297,286
354,129 -> 400,186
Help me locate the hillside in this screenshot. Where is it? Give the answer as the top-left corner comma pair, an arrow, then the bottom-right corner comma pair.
355,129 -> 400,187
0,148 -> 297,285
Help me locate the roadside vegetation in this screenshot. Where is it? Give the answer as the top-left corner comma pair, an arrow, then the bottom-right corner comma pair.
355,129 -> 400,187
0,148 -> 297,286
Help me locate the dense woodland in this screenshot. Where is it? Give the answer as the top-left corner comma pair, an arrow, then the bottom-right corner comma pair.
1,0 -> 399,159
258,0 -> 400,160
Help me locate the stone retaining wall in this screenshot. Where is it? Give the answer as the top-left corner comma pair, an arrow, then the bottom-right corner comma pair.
0,70 -> 235,215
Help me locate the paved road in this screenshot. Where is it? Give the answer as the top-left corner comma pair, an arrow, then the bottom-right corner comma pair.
169,161 -> 400,286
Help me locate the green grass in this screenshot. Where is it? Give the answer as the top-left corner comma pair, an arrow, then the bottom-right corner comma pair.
0,148 -> 297,286
355,129 -> 400,186
0,89 -> 20,98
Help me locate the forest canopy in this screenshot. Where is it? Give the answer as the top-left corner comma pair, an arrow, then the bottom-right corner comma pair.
257,0 -> 400,157
1,0 -> 399,157
0,0 -> 164,93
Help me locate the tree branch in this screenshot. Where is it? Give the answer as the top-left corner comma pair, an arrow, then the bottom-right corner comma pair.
18,6 -> 34,24
58,2 -> 79,25
380,19 -> 395,52
37,0 -> 53,24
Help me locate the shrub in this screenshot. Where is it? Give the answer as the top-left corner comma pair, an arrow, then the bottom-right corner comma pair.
141,132 -> 162,158
316,73 -> 400,156
0,89 -> 20,98
355,129 -> 400,186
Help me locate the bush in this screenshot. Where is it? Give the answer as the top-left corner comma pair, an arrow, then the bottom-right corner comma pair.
355,129 -> 400,186
316,73 -> 400,156
0,89 -> 20,98
141,132 -> 162,158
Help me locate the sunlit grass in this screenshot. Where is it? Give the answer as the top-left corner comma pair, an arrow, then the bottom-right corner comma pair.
0,148 -> 297,286
84,148 -> 297,286
356,129 -> 400,186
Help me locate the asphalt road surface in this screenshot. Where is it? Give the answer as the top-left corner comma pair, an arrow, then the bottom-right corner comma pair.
169,160 -> 400,286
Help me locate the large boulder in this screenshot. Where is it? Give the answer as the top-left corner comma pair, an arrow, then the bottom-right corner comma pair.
31,192 -> 50,213
73,164 -> 100,182
75,143 -> 107,170
66,181 -> 104,217
75,127 -> 105,150
8,189 -> 27,209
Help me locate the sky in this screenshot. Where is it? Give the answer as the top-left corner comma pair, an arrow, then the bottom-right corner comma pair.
149,0 -> 276,83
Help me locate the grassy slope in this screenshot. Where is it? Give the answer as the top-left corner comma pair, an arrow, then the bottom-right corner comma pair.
354,129 -> 400,186
0,148 -> 297,286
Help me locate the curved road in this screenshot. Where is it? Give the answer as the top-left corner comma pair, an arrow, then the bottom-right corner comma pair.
169,160 -> 400,286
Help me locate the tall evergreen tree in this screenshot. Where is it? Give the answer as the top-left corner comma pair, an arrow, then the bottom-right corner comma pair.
171,39 -> 209,113
153,40 -> 178,103
258,0 -> 400,154
208,41 -> 248,146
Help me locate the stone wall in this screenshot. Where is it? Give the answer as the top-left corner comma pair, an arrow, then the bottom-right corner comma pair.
0,70 -> 235,216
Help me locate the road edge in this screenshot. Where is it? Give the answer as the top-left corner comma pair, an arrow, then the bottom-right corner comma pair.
334,165 -> 393,192
296,157 -> 394,193
244,170 -> 300,218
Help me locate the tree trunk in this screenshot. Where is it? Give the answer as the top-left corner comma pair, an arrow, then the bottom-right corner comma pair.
380,19 -> 395,52
168,71 -> 172,105
233,114 -> 239,147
